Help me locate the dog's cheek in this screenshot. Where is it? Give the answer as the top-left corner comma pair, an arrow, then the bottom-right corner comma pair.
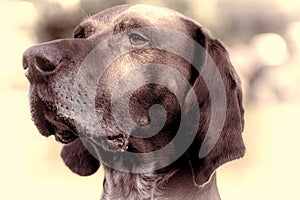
61,139 -> 100,176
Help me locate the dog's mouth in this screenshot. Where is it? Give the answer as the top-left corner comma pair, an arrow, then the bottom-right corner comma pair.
88,134 -> 129,152
30,87 -> 129,150
44,110 -> 128,151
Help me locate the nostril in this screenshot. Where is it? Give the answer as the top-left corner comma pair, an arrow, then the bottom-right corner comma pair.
35,56 -> 57,72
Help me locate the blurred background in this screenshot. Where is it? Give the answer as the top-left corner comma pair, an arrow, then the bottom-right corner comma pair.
1,0 -> 300,199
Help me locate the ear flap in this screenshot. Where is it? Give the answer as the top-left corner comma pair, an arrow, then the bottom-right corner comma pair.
61,138 -> 100,176
184,27 -> 245,187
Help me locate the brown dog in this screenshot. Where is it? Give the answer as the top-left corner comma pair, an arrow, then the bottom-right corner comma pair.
23,4 -> 245,200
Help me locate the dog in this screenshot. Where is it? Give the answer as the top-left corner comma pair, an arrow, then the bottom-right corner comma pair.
22,4 -> 245,200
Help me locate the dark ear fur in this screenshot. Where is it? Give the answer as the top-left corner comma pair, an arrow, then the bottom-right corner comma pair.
61,138 -> 100,176
184,24 -> 245,186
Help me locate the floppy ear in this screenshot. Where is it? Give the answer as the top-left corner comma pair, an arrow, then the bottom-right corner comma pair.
184,25 -> 245,187
61,138 -> 100,176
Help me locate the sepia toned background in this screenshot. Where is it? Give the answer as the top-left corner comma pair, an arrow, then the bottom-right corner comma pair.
1,0 -> 300,199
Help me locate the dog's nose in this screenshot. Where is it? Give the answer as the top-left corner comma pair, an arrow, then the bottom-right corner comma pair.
23,45 -> 62,83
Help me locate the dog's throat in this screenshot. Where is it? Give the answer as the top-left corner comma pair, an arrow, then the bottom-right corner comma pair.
101,166 -> 173,200
101,162 -> 220,200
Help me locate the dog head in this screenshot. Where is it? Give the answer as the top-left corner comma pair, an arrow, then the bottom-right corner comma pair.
23,4 -> 245,186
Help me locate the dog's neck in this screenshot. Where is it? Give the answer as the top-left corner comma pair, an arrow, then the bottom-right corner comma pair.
100,157 -> 220,200
101,165 -> 174,200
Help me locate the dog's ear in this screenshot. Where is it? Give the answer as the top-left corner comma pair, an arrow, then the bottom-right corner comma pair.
61,138 -> 100,176
183,23 -> 245,187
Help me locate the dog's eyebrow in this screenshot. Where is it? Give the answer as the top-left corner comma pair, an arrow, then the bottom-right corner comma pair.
114,18 -> 151,32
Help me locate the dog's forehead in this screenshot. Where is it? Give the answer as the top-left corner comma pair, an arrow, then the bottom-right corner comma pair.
78,5 -> 130,31
86,4 -> 185,30
90,5 -> 130,23
125,4 -> 183,22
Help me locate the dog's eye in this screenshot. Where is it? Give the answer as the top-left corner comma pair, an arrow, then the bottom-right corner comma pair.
129,33 -> 148,45
74,28 -> 85,39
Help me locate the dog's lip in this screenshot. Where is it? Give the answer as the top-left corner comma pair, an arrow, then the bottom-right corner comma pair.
107,135 -> 129,151
87,134 -> 129,152
43,111 -> 78,144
